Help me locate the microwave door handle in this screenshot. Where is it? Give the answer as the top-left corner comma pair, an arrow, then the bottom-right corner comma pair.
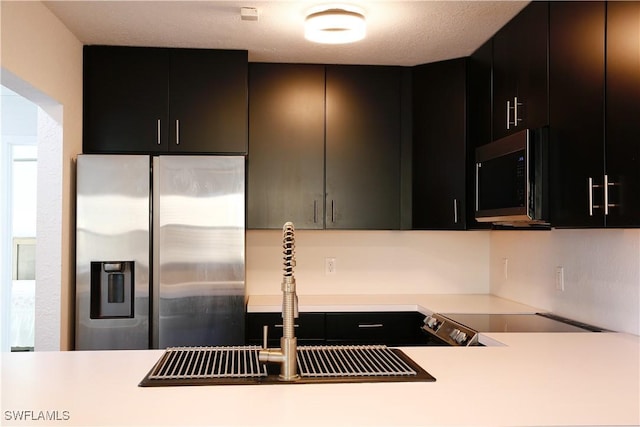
525,135 -> 531,218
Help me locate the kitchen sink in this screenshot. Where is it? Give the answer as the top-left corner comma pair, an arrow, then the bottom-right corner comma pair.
139,345 -> 435,386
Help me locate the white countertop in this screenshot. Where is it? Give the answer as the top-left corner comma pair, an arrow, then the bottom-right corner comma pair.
2,294 -> 639,426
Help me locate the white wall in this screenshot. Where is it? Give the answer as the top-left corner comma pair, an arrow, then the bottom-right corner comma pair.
490,229 -> 640,335
247,230 -> 491,296
1,1 -> 83,350
248,228 -> 640,336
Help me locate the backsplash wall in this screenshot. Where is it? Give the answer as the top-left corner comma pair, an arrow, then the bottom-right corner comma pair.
490,229 -> 640,335
247,228 -> 640,336
246,230 -> 491,296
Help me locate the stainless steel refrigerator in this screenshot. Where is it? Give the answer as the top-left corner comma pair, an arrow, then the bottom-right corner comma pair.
75,155 -> 245,350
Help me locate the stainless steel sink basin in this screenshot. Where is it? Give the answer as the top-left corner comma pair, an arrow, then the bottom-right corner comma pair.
139,345 -> 435,386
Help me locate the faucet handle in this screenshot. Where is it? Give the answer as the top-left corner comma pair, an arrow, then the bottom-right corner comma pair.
262,325 -> 268,349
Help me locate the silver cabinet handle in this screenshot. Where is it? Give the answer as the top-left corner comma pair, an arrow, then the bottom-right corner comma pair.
604,174 -> 609,215
588,177 -> 595,216
157,119 -> 161,145
358,323 -> 384,328
453,198 -> 459,224
313,200 -> 318,224
331,200 -> 335,223
513,96 -> 521,127
604,174 -> 620,215
475,163 -> 481,211
506,100 -> 511,130
175,120 -> 180,145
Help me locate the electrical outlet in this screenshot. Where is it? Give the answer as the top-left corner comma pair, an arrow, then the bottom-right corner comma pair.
502,258 -> 509,280
325,257 -> 337,275
555,266 -> 565,291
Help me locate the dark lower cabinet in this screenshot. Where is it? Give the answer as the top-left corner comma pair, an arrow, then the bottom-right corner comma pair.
246,313 -> 326,347
325,312 -> 425,346
83,46 -> 247,154
246,311 -> 425,346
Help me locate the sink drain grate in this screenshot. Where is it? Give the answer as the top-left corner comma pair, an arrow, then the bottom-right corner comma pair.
140,344 -> 435,386
297,345 -> 417,377
147,346 -> 267,380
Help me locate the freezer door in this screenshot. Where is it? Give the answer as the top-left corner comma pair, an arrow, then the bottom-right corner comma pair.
153,156 -> 246,348
75,155 -> 150,350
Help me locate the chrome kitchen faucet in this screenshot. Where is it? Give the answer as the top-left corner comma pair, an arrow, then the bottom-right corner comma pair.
259,222 -> 299,381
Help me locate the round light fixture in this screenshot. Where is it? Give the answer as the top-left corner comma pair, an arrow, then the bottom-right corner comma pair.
304,6 -> 366,44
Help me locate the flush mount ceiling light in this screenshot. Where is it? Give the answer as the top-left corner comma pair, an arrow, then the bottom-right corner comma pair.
304,6 -> 366,44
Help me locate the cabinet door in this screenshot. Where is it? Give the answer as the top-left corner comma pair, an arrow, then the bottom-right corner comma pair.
83,46 -> 169,153
466,40 -> 494,230
247,64 -> 325,229
468,39 -> 493,149
246,313 -> 326,346
325,312 -> 424,346
325,66 -> 401,229
412,59 -> 467,229
169,49 -> 247,154
605,1 -> 640,227
549,1 -> 605,227
493,2 -> 549,140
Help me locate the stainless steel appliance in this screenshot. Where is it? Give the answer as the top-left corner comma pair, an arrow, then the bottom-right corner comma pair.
75,155 -> 245,350
475,127 -> 549,226
421,313 -> 604,346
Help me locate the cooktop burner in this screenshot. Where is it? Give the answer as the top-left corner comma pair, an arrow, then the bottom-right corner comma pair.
440,313 -> 604,333
421,312 -> 604,346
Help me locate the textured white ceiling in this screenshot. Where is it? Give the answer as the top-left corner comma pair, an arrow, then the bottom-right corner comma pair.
44,1 -> 529,66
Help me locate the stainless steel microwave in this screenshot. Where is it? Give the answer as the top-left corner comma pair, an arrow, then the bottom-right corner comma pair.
475,128 -> 548,226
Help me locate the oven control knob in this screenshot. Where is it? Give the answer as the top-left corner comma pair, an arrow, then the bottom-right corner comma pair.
424,316 -> 439,330
455,332 -> 468,344
450,329 -> 461,340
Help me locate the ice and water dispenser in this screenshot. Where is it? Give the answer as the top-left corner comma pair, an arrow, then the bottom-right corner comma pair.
90,261 -> 135,319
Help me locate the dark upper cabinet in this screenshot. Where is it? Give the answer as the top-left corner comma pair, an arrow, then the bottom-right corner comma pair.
412,59 -> 468,229
604,1 -> 640,227
83,46 -> 247,154
467,38 -> 493,150
492,2 -> 549,140
549,1 -> 639,228
248,63 -> 403,230
247,63 -> 325,229
325,65 -> 402,229
84,46 -> 168,153
168,49 -> 248,154
549,1 -> 605,227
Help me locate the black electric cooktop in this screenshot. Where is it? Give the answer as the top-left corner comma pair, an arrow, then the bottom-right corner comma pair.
440,313 -> 605,333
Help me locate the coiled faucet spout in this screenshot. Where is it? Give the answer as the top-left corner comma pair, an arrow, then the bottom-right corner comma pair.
258,222 -> 299,381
